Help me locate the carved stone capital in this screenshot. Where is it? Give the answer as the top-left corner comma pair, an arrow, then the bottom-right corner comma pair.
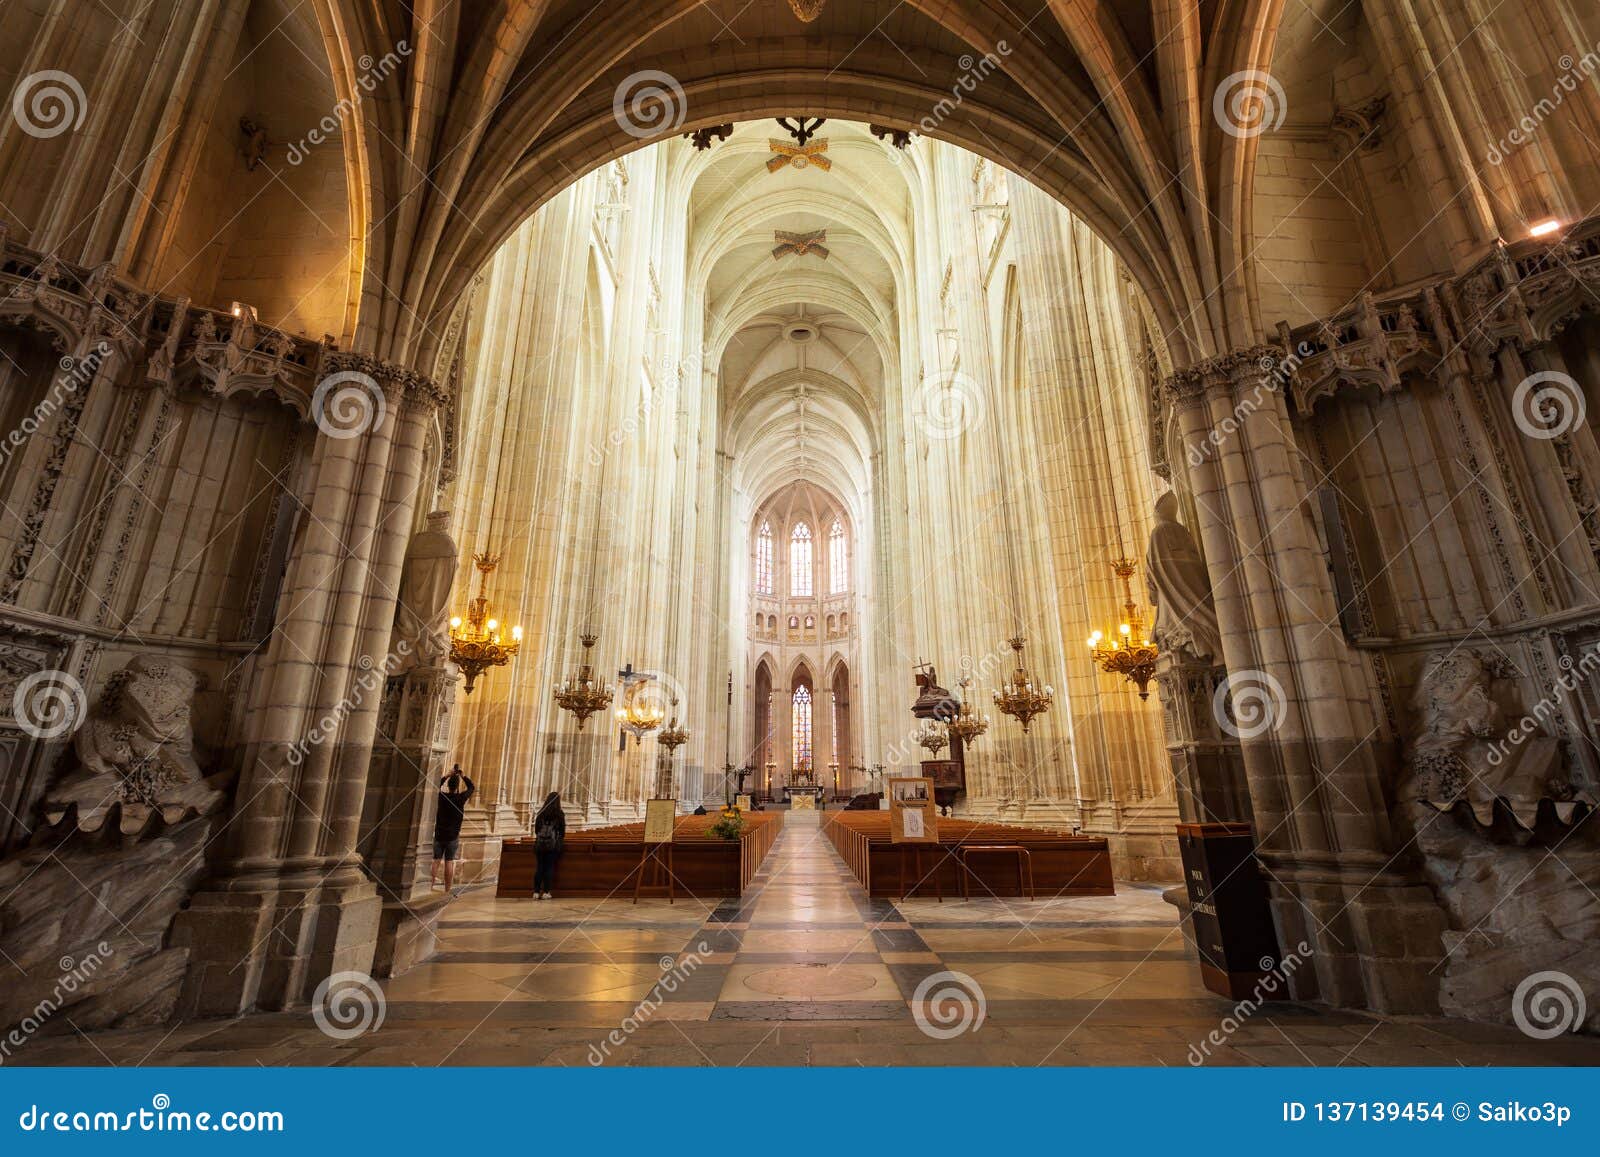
1163,344 -> 1285,403
319,351 -> 448,414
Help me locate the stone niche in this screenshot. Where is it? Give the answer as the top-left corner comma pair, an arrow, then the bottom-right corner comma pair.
0,654 -> 231,1034
1394,648 -> 1599,1033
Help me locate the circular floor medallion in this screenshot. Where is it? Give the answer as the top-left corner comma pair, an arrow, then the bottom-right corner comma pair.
742,964 -> 880,998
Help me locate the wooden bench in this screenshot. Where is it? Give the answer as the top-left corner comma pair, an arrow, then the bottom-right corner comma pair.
956,844 -> 1034,900
497,812 -> 780,899
822,812 -> 1112,899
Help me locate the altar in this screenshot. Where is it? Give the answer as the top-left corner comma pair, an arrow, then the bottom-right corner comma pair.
785,784 -> 822,809
785,766 -> 823,808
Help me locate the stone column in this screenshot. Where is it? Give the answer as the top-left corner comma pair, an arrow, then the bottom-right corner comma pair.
173,355 -> 442,1015
1167,348 -> 1447,1012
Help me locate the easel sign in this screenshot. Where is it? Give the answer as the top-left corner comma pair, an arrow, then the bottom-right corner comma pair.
635,799 -> 678,904
888,776 -> 938,843
643,798 -> 677,844
735,793 -> 753,812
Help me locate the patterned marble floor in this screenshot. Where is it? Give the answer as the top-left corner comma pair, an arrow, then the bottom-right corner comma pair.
15,813 -> 1600,1066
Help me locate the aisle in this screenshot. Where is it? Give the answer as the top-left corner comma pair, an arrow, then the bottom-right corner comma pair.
15,813 -> 1598,1065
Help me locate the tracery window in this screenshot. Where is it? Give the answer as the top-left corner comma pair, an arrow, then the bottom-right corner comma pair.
756,521 -> 773,595
828,519 -> 847,593
790,522 -> 813,596
792,685 -> 813,773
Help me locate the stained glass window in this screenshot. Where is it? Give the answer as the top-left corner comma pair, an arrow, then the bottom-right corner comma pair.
792,685 -> 813,773
828,519 -> 847,593
756,521 -> 773,595
790,522 -> 813,596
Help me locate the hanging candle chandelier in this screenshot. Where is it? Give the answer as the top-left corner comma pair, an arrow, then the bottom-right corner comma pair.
992,636 -> 1054,732
946,676 -> 991,745
658,697 -> 690,753
786,0 -> 826,21
448,553 -> 521,694
915,719 -> 949,757
1087,557 -> 1161,699
552,633 -> 613,728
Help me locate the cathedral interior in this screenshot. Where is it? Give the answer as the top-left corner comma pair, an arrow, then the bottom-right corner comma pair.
0,0 -> 1597,1068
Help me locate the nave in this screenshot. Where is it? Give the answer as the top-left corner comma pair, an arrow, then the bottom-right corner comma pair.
20,814 -> 1599,1067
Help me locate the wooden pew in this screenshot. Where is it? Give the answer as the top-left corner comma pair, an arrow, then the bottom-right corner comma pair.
497,812 -> 781,899
822,812 -> 1114,899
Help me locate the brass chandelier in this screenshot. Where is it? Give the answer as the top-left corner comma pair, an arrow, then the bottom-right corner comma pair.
552,632 -> 613,728
915,719 -> 949,757
992,636 -> 1054,732
946,676 -> 991,745
1087,557 -> 1160,699
448,553 -> 521,694
658,697 -> 690,753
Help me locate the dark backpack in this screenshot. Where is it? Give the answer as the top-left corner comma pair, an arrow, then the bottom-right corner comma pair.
534,819 -> 560,852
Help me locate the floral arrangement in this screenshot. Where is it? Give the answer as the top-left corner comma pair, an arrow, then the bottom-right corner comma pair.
706,808 -> 745,840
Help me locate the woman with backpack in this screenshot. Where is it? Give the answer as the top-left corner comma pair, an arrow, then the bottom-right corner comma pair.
532,791 -> 566,899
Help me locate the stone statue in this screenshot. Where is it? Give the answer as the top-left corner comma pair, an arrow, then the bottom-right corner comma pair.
1402,650 -> 1580,829
1144,491 -> 1222,662
1397,649 -> 1598,1033
45,655 -> 224,819
394,510 -> 459,670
